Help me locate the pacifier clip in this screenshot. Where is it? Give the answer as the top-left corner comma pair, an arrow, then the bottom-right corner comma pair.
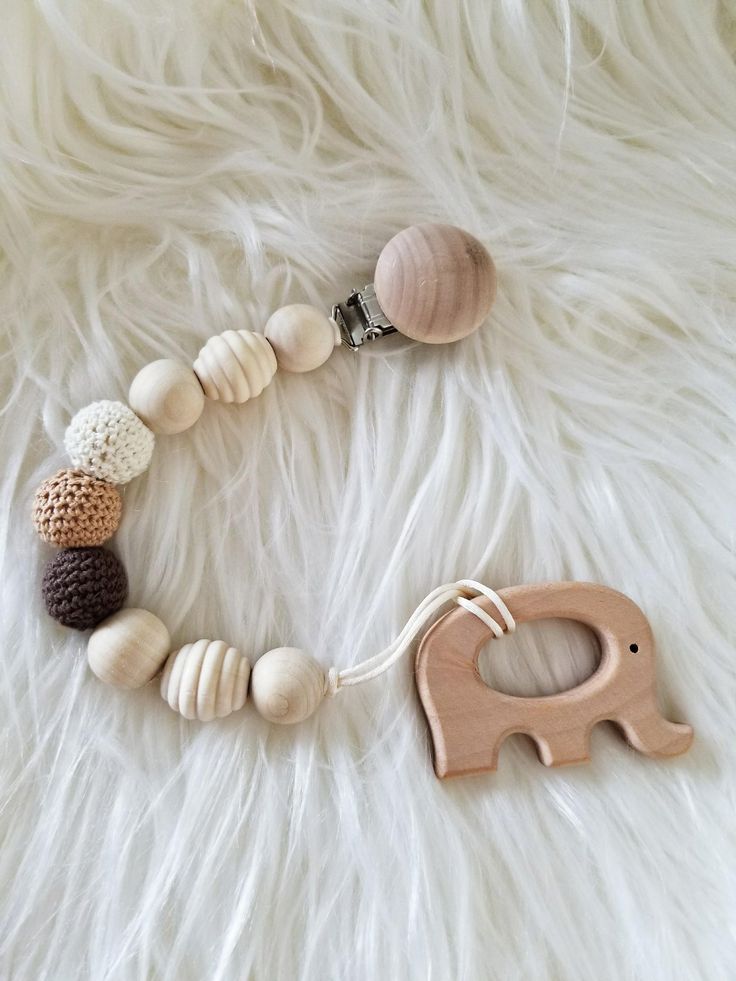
31,224 -> 692,778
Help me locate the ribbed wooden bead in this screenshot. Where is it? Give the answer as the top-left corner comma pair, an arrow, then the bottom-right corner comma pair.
88,608 -> 170,689
264,304 -> 340,373
32,469 -> 122,547
128,359 -> 205,434
251,647 -> 325,724
373,223 -> 496,344
160,640 -> 250,721
193,330 -> 277,403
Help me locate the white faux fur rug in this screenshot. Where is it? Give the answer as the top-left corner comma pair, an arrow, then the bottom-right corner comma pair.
2,1 -> 735,978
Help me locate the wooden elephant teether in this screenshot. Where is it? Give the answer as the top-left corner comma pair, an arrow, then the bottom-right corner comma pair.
415,581 -> 693,779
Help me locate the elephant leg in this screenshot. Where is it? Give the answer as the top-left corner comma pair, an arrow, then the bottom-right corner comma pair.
430,724 -> 503,779
534,728 -> 590,768
615,703 -> 693,759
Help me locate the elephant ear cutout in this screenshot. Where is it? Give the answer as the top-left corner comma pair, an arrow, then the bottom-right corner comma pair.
415,581 -> 694,780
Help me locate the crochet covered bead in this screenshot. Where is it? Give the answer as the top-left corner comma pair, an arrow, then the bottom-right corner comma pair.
41,547 -> 128,630
32,469 -> 122,547
64,400 -> 155,484
193,330 -> 277,403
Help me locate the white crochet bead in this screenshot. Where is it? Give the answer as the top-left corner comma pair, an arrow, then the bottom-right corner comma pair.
160,639 -> 251,721
64,400 -> 155,484
193,330 -> 277,404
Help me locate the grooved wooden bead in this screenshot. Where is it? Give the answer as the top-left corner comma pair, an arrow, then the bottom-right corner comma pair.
264,304 -> 340,373
251,647 -> 325,724
128,359 -> 205,435
373,223 -> 496,344
88,608 -> 170,689
193,330 -> 277,403
160,640 -> 251,721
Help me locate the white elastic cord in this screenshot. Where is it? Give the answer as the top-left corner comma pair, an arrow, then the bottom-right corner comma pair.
454,578 -> 516,638
325,580 -> 515,696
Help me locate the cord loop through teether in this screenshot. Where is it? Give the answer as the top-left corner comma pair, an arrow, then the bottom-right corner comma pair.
325,579 -> 515,695
454,579 -> 516,638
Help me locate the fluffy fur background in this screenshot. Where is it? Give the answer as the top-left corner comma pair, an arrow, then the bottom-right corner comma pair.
1,1 -> 735,978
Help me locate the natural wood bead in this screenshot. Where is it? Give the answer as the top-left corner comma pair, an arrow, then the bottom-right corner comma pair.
128,359 -> 205,435
160,640 -> 250,721
251,647 -> 325,724
88,608 -> 170,689
264,304 -> 340,373
193,330 -> 277,403
373,223 -> 496,344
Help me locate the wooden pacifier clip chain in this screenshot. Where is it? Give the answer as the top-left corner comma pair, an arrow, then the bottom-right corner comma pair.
32,223 -> 693,777
33,225 -> 498,720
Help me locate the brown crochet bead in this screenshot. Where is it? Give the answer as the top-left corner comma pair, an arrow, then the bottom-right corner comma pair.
41,547 -> 128,630
32,469 -> 122,547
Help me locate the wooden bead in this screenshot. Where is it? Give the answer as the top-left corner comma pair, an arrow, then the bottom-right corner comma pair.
160,640 -> 250,721
264,304 -> 340,373
251,647 -> 325,724
128,359 -> 205,435
88,607 -> 170,689
193,330 -> 277,403
373,223 -> 496,344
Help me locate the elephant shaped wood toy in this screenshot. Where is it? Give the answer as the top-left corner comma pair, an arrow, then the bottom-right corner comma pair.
415,582 -> 693,779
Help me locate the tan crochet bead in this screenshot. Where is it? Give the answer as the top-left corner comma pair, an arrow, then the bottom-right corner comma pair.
32,469 -> 122,547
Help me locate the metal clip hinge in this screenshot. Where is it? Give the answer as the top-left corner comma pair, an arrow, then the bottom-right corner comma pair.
332,284 -> 397,350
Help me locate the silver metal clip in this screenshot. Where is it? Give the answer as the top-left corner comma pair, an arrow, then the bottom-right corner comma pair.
332,284 -> 397,350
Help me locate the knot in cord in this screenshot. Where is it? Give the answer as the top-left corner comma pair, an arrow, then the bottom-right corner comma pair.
324,665 -> 340,698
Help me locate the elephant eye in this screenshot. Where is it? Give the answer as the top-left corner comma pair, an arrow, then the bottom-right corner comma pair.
629,643 -> 639,653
